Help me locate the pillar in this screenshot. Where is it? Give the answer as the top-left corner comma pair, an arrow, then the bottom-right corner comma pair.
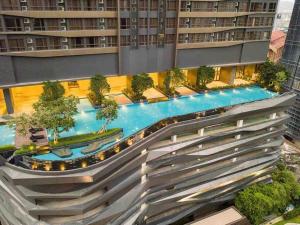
171,135 -> 177,143
198,128 -> 204,136
3,88 -> 14,114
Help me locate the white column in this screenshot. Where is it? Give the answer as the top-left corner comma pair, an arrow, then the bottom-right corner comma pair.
237,119 -> 243,127
198,128 -> 204,136
171,135 -> 177,143
270,112 -> 277,119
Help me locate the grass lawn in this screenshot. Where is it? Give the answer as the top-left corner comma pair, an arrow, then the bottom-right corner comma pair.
49,128 -> 122,148
274,216 -> 300,225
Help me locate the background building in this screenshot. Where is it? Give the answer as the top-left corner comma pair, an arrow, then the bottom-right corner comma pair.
281,0 -> 300,140
0,0 -> 277,113
268,30 -> 286,62
273,0 -> 295,31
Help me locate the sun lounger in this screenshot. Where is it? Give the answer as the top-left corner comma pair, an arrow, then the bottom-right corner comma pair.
29,128 -> 44,134
30,134 -> 45,141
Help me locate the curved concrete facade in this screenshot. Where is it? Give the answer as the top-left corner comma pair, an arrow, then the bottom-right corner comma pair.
0,93 -> 296,225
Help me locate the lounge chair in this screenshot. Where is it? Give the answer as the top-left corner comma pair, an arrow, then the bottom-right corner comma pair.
81,141 -> 103,154
29,128 -> 44,134
30,134 -> 45,141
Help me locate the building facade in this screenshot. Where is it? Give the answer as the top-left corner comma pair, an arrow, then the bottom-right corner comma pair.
0,93 -> 296,225
0,0 -> 277,113
281,0 -> 300,140
268,30 -> 286,63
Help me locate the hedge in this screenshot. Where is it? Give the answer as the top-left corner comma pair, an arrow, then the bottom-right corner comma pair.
0,145 -> 16,152
49,128 -> 122,147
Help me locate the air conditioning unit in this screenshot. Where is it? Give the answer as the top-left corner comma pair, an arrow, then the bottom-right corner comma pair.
61,26 -> 67,31
211,33 -> 215,37
23,18 -> 30,24
184,34 -> 188,38
214,2 -> 218,7
233,17 -> 237,22
27,38 -> 33,43
62,37 -> 68,42
185,7 -> 191,12
99,18 -> 105,23
100,25 -> 105,29
101,43 -> 106,47
132,25 -> 137,29
59,6 -> 65,11
28,46 -> 34,51
24,26 -> 31,31
99,6 -> 104,11
132,7 -> 137,11
58,0 -> 64,3
99,0 -> 104,3
60,19 -> 66,24
131,0 -> 137,4
185,18 -> 190,23
20,0 -> 27,3
185,24 -> 190,28
186,1 -> 191,5
63,45 -> 69,49
235,2 -> 239,7
100,36 -> 106,41
131,18 -> 136,22
21,6 -> 28,11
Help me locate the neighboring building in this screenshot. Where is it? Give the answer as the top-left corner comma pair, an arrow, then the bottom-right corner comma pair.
0,92 -> 296,225
0,0 -> 277,113
281,0 -> 300,140
273,12 -> 292,31
268,30 -> 286,62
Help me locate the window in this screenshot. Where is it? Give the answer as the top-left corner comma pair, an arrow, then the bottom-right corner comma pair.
8,39 -> 25,51
120,18 -> 130,29
33,19 -> 45,31
86,37 -> 98,47
68,19 -> 83,30
150,0 -> 158,10
2,0 -> 19,10
106,0 -> 117,10
121,36 -> 130,46
46,19 -> 60,30
166,18 -> 176,28
268,2 -> 277,12
49,37 -> 61,49
167,0 -> 176,10
44,0 -> 57,10
84,0 -> 97,10
84,19 -> 98,29
139,35 -> 147,45
4,18 -> 22,31
139,0 -> 147,10
35,38 -> 48,50
139,18 -> 147,28
0,40 -> 7,52
66,0 -> 81,10
150,18 -> 158,28
70,37 -> 84,48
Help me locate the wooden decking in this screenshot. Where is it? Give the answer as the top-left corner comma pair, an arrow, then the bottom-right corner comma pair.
15,128 -> 48,148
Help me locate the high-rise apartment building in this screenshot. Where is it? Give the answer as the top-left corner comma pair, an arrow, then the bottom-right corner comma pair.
281,0 -> 300,140
0,0 -> 277,113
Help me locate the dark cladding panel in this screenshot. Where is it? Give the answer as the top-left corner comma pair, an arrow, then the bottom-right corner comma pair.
10,53 -> 118,84
176,45 -> 242,68
120,45 -> 175,74
240,41 -> 269,63
0,56 -> 16,85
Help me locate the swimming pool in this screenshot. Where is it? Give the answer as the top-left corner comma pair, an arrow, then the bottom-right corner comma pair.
33,86 -> 277,161
0,125 -> 15,146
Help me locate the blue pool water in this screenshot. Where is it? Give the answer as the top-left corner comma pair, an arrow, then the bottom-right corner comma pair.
0,125 -> 15,146
32,86 -> 277,161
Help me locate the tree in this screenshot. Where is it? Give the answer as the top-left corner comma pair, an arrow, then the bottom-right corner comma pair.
258,60 -> 289,91
131,73 -> 154,100
8,113 -> 35,136
11,81 -> 79,144
235,166 -> 300,225
164,67 -> 185,95
196,66 -> 215,89
90,74 -> 111,105
33,96 -> 79,144
40,81 -> 65,102
96,99 -> 118,133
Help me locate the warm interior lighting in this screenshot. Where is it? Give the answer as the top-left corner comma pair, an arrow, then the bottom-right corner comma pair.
127,139 -> 133,146
114,146 -> 120,153
44,163 -> 52,171
81,161 -> 88,168
99,153 -> 105,161
31,162 -> 38,170
60,163 -> 66,171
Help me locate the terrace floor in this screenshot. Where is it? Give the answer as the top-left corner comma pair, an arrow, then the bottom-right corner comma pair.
15,128 -> 48,148
234,78 -> 251,85
106,93 -> 132,105
143,88 -> 168,102
175,86 -> 197,96
207,81 -> 229,89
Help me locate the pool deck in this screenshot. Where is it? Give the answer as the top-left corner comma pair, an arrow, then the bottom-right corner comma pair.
175,86 -> 197,96
143,88 -> 167,102
106,93 -> 132,105
15,128 -> 48,148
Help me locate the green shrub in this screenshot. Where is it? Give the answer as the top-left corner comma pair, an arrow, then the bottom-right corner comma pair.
14,144 -> 37,155
49,128 -> 122,147
283,207 -> 300,220
0,145 -> 16,152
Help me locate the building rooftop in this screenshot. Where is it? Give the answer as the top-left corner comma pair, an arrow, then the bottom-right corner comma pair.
270,30 -> 287,53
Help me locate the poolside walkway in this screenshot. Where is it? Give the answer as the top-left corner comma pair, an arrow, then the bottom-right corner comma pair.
207,81 -> 229,89
15,128 -> 48,148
